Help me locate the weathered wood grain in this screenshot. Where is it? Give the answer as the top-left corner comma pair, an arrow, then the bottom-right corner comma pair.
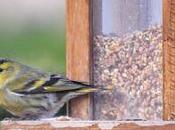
163,0 -> 175,120
2,121 -> 175,130
66,0 -> 93,119
163,0 -> 169,120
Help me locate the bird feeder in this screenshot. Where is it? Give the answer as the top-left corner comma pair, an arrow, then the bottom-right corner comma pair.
67,0 -> 175,121
2,0 -> 175,129
67,0 -> 175,120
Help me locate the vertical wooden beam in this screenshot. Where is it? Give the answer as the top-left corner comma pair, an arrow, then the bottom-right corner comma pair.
163,0 -> 169,120
163,0 -> 175,120
66,0 -> 93,119
163,0 -> 170,41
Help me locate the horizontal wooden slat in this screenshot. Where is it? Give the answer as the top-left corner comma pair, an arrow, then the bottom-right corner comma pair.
2,121 -> 175,130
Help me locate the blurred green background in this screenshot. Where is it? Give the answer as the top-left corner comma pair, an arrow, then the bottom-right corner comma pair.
0,0 -> 66,120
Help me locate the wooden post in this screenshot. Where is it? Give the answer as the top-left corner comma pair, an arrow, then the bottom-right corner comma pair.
66,0 -> 93,119
163,0 -> 175,120
163,0 -> 169,120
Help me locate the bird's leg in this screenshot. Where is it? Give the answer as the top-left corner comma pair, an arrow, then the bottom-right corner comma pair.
66,101 -> 69,116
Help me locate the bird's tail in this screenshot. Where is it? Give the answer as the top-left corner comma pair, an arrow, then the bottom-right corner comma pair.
44,74 -> 113,94
75,84 -> 113,94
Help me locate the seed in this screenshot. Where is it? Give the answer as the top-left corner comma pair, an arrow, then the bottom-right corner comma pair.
93,25 -> 163,120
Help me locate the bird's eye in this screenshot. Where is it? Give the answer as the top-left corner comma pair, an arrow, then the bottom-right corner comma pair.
0,68 -> 3,73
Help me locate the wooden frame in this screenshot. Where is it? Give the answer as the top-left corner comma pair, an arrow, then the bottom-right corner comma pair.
163,0 -> 169,120
163,0 -> 175,120
66,0 -> 93,119
66,0 -> 174,121
2,121 -> 175,130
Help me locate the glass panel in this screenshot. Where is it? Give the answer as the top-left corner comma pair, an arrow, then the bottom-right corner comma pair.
0,0 -> 65,120
93,0 -> 163,120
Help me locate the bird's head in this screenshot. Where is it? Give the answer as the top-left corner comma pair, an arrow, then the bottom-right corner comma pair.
0,58 -> 19,88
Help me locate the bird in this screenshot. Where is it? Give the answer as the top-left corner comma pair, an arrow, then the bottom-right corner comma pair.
0,58 -> 110,120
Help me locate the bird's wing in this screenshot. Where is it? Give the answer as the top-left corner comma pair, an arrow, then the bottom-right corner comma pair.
12,74 -> 96,94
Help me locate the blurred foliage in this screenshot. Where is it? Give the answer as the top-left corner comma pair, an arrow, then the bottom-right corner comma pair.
0,25 -> 65,73
0,24 -> 66,120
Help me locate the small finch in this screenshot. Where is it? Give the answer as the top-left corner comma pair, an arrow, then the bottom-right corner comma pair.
0,58 -> 109,120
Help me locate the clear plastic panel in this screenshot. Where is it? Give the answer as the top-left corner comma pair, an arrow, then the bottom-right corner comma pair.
93,0 -> 163,120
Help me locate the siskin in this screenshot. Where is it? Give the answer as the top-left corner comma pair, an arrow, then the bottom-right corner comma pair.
0,58 -> 109,120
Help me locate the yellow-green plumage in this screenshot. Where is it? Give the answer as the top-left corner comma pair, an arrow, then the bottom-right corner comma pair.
0,58 -> 101,119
